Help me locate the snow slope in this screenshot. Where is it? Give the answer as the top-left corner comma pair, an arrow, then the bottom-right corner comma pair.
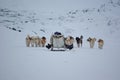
0,0 -> 120,80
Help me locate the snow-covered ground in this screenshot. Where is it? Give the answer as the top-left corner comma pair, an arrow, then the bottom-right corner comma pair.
0,22 -> 120,80
0,0 -> 120,80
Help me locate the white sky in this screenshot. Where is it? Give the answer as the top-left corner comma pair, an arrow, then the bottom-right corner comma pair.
0,0 -> 107,11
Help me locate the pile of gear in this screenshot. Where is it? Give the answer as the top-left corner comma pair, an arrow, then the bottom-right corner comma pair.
46,32 -> 74,51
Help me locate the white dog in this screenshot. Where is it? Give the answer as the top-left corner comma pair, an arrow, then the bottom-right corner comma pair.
26,35 -> 31,47
87,37 -> 96,48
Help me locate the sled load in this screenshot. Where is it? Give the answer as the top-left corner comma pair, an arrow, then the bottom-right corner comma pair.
46,32 -> 74,51
50,32 -> 66,51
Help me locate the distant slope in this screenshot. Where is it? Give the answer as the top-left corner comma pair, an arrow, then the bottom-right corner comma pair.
0,0 -> 120,38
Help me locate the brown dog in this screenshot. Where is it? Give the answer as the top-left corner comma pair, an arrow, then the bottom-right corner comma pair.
65,36 -> 74,50
65,36 -> 74,46
41,36 -> 46,47
98,39 -> 104,49
87,37 -> 96,48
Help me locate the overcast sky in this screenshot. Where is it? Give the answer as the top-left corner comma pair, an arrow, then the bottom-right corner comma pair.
0,0 -> 107,11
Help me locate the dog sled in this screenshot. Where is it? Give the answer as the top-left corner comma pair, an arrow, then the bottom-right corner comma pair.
50,32 -> 66,51
46,32 -> 74,51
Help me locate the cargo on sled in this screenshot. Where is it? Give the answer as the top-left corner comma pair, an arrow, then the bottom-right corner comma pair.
46,32 -> 74,51
46,32 -> 66,51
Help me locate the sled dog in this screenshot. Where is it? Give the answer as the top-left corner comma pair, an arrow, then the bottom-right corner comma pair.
87,37 -> 96,48
76,35 -> 83,47
98,39 -> 104,49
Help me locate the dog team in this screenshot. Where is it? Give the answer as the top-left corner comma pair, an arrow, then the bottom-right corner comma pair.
25,34 -> 104,49
26,35 -> 46,47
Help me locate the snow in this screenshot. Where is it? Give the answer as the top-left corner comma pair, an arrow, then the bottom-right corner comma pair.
0,0 -> 120,80
0,23 -> 120,80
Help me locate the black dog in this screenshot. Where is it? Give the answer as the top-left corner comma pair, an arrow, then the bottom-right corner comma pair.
76,35 -> 83,47
65,44 -> 73,50
46,43 -> 52,49
76,37 -> 80,47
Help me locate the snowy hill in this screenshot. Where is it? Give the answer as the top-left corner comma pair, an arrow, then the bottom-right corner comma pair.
0,0 -> 120,38
0,0 -> 120,80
